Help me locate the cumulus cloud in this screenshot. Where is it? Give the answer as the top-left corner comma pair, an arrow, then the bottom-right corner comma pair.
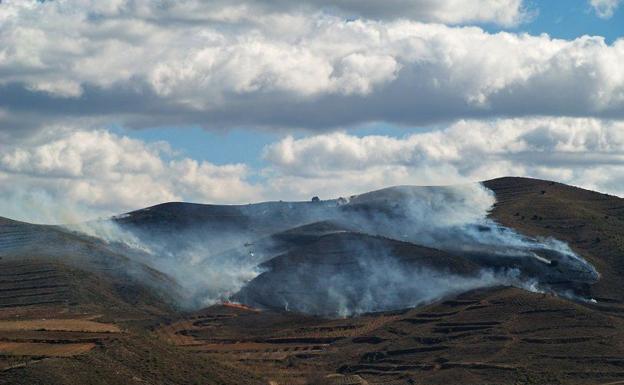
3,0 -> 530,26
590,0 -> 622,18
263,118 -> 624,199
246,0 -> 530,26
0,128 -> 260,223
1,117 -> 623,223
0,0 -> 623,135
1,1 -> 623,221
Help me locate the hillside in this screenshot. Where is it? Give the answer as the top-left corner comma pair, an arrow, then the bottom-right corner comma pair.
0,219 -> 264,385
0,177 -> 623,384
484,177 -> 624,303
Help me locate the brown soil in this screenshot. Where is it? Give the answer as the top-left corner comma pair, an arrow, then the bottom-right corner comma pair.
0,342 -> 95,356
2,177 -> 624,385
0,319 -> 119,333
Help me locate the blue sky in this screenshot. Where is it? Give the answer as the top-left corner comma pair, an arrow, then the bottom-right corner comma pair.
1,0 -> 624,221
520,0 -> 623,42
123,0 -> 624,170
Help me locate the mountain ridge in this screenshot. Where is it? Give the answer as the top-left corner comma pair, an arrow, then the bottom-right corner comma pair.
0,177 -> 623,384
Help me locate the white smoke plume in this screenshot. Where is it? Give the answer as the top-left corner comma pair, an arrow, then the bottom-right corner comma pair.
0,182 -> 600,316
101,182 -> 597,315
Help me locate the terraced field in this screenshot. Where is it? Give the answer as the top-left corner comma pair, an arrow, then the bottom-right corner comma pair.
0,319 -> 120,333
0,220 -> 59,256
156,305 -> 372,384
157,287 -> 624,385
0,342 -> 96,357
0,259 -> 121,370
0,260 -> 70,310
1,177 -> 623,385
336,288 -> 624,385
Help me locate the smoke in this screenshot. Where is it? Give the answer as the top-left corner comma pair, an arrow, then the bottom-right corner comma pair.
335,184 -> 599,288
98,183 -> 600,314
0,182 -> 600,316
0,187 -> 156,262
265,265 -> 505,318
0,189 -> 94,226
133,237 -> 266,308
234,235 -> 544,317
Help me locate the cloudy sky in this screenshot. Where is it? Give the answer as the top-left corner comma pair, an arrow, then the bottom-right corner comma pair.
1,0 -> 623,222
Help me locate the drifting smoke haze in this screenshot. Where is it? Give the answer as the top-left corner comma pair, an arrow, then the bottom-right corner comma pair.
92,183 -> 599,315
234,235 -> 539,317
232,183 -> 598,315
0,182 -> 599,316
124,232 -> 267,308
339,184 -> 599,286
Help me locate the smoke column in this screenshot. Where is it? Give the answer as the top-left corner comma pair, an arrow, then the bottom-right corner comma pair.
15,182 -> 598,315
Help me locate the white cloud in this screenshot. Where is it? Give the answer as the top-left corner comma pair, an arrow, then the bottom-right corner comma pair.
252,0 -> 530,26
262,118 -> 624,199
11,0 -> 529,26
1,118 -> 623,223
0,1 -> 623,133
1,1 -> 624,221
590,0 -> 622,18
0,129 -> 261,223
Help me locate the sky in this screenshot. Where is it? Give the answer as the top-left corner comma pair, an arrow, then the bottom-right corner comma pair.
0,0 -> 623,223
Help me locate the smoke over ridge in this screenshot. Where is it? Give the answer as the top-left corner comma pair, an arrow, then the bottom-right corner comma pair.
0,182 -> 599,316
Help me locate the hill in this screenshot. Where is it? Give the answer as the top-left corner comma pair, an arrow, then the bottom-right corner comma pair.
0,219 -> 264,385
0,177 -> 623,384
484,177 -> 624,304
